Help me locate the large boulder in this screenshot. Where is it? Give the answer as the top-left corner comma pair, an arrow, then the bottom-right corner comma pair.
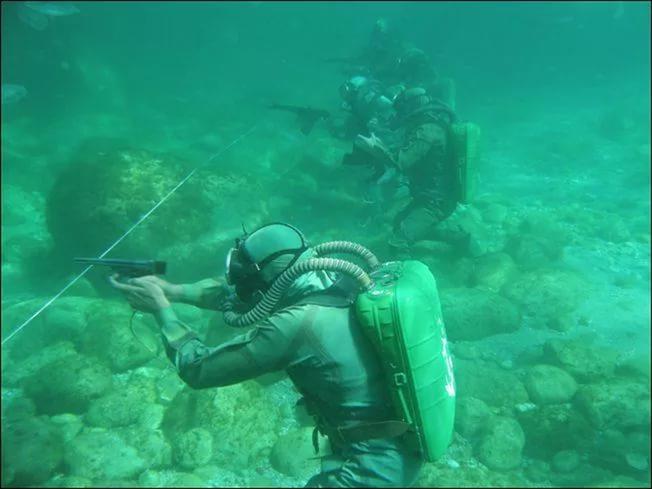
575,381 -> 650,431
454,358 -> 529,408
524,364 -> 578,405
64,427 -> 146,480
454,397 -> 493,439
22,353 -> 112,415
501,269 -> 588,329
2,416 -> 64,486
440,287 -> 521,341
470,252 -> 518,292
173,427 -> 214,470
543,338 -> 619,382
81,300 -> 156,372
163,381 -> 283,470
477,416 -> 525,471
46,145 -> 215,260
516,403 -> 594,458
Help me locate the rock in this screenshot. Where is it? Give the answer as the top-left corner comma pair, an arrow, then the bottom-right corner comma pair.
454,358 -> 529,408
119,426 -> 172,469
162,381 -> 283,471
551,450 -> 581,473
138,470 -> 207,488
2,416 -> 64,485
22,353 -> 113,415
455,397 -> 492,438
516,404 -> 593,458
524,364 -> 577,405
477,416 -> 525,471
50,413 -> 83,442
42,475 -> 93,487
547,314 -> 575,332
481,203 -> 508,225
501,269 -> 588,329
85,390 -> 149,428
64,427 -> 146,480
174,427 -> 214,470
543,338 -> 618,382
82,300 -> 156,372
1,388 -> 36,422
575,381 -> 650,430
46,146 -> 219,261
270,427 -> 324,478
470,252 -> 518,292
440,287 -> 521,341
3,340 -> 78,387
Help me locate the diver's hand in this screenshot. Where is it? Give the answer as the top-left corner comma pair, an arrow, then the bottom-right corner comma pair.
354,133 -> 394,165
108,274 -> 171,313
129,275 -> 184,301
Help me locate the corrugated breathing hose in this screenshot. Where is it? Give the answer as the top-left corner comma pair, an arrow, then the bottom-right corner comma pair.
223,257 -> 374,327
312,241 -> 381,271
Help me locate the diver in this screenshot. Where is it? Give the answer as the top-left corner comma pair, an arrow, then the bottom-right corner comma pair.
335,75 -> 400,141
353,86 -> 472,254
109,222 -> 424,488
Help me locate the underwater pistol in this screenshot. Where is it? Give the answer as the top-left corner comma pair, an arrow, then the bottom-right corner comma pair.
74,257 -> 167,277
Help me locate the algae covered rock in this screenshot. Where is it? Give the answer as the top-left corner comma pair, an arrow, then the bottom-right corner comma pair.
501,269 -> 588,329
454,397 -> 492,439
477,416 -> 525,471
174,427 -> 214,470
82,300 -> 156,372
505,211 -> 571,269
524,364 -> 577,405
138,470 -> 207,488
516,403 -> 593,458
551,449 -> 581,473
85,390 -> 149,428
440,287 -> 521,341
454,358 -> 529,408
2,416 -> 64,486
543,337 -> 618,382
22,353 -> 112,415
270,427 -> 322,479
64,427 -> 146,480
46,145 -> 217,260
470,252 -> 518,292
575,381 -> 650,430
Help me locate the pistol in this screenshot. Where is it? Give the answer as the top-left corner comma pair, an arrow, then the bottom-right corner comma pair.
74,258 -> 167,277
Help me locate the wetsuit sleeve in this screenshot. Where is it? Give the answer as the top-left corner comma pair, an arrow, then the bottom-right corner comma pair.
178,278 -> 233,311
396,122 -> 446,171
156,305 -> 307,389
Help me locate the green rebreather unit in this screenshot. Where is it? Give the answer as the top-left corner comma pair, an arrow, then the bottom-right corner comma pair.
355,260 -> 456,462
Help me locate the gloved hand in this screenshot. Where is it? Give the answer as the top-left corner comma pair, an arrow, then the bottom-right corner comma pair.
128,275 -> 183,301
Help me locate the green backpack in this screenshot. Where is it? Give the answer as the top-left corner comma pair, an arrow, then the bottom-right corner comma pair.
355,260 -> 456,462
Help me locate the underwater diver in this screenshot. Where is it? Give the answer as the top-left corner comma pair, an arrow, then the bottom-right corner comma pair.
353,86 -> 470,253
109,222 -> 424,488
336,75 -> 401,141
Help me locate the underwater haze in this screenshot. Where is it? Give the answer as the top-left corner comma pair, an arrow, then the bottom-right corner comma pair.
2,1 -> 650,487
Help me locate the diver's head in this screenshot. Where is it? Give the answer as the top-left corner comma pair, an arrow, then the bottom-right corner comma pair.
393,86 -> 452,124
339,75 -> 368,103
225,222 -> 308,304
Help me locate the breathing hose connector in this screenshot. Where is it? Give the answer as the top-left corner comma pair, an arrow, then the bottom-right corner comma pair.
223,257 -> 374,328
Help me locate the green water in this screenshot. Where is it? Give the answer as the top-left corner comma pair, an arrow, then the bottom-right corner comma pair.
1,1 -> 650,487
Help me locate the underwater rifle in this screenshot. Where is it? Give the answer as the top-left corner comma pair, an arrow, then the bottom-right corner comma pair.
73,258 -> 166,278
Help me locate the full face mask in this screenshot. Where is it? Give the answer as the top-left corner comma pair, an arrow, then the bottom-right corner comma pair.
225,222 -> 308,304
